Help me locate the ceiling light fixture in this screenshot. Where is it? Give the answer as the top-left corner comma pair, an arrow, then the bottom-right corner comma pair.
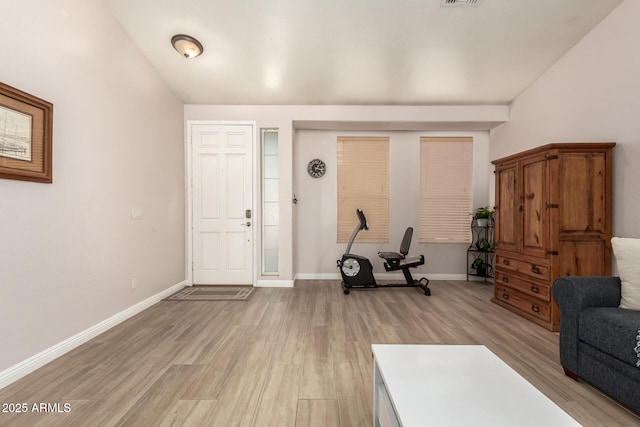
171,34 -> 203,59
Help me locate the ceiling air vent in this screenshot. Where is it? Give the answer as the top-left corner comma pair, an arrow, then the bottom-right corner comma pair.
441,0 -> 481,6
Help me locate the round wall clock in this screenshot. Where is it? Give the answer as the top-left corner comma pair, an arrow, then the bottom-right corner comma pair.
307,158 -> 326,178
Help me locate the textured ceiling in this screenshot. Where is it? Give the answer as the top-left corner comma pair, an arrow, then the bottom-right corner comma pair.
104,0 -> 623,105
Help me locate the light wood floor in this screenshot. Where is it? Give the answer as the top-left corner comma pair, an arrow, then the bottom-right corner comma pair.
1,280 -> 639,426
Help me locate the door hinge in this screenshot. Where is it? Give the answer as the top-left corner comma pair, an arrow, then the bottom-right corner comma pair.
546,250 -> 559,255
546,203 -> 559,208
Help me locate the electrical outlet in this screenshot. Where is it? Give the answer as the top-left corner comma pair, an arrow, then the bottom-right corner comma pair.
131,278 -> 137,289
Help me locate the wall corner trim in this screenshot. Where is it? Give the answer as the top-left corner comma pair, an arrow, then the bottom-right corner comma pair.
0,280 -> 187,390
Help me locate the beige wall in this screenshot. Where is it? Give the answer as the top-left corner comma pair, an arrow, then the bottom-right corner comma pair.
294,130 -> 491,278
0,0 -> 185,373
184,107 -> 297,284
489,0 -> 638,241
185,105 -> 506,282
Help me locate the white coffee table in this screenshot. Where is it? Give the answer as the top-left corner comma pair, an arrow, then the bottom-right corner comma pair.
372,344 -> 581,427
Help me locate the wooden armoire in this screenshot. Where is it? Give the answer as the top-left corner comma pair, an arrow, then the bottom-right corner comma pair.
491,143 -> 615,331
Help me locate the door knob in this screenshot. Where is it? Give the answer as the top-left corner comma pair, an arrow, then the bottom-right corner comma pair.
241,221 -> 251,227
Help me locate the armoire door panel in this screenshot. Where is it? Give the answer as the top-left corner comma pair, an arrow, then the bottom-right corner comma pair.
558,240 -> 606,277
560,153 -> 607,234
521,158 -> 547,257
495,165 -> 518,252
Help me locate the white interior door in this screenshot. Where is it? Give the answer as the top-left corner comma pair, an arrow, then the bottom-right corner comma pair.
191,123 -> 253,285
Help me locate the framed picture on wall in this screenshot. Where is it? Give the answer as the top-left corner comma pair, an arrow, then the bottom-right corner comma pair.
0,82 -> 53,183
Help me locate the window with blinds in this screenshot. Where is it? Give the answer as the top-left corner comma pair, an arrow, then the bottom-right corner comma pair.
337,137 -> 389,243
419,137 -> 473,244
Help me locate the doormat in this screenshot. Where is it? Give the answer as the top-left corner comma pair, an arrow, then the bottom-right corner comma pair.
164,286 -> 256,301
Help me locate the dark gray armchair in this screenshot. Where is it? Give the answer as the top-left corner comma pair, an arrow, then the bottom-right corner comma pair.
553,276 -> 640,415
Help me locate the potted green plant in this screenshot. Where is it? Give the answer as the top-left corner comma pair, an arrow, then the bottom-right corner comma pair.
473,206 -> 494,227
470,257 -> 491,277
475,238 -> 491,251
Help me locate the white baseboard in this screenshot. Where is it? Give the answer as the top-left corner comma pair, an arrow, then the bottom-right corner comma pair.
294,273 -> 473,281
294,273 -> 342,280
255,279 -> 294,287
0,280 -> 187,390
428,274 -> 477,281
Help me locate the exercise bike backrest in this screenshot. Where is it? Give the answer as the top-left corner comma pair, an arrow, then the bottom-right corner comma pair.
356,209 -> 369,231
345,209 -> 369,255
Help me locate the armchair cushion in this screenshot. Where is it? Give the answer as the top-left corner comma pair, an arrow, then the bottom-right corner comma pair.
553,275 -> 640,414
552,276 -> 621,372
611,237 -> 640,310
579,307 -> 640,367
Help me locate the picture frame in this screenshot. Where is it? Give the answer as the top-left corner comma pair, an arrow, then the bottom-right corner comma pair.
0,82 -> 53,183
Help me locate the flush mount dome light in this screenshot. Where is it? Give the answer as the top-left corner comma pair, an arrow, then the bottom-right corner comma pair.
171,34 -> 203,58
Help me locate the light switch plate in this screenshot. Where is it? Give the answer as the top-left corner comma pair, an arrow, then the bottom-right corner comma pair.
131,208 -> 142,219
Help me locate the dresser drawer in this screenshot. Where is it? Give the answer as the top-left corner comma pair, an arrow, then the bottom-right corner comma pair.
495,270 -> 550,302
494,284 -> 551,323
495,254 -> 549,281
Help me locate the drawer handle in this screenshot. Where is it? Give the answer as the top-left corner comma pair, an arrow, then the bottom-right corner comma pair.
502,293 -> 509,300
502,277 -> 509,283
531,265 -> 541,275
502,259 -> 510,266
530,286 -> 539,293
531,305 -> 540,313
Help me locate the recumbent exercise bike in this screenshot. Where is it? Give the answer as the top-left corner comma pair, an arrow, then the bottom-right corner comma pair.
337,209 -> 430,295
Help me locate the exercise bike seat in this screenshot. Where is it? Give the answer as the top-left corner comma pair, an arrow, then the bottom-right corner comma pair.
378,227 -> 421,268
377,251 -> 404,261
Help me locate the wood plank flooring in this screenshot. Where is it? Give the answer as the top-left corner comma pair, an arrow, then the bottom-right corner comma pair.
1,280 -> 639,426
